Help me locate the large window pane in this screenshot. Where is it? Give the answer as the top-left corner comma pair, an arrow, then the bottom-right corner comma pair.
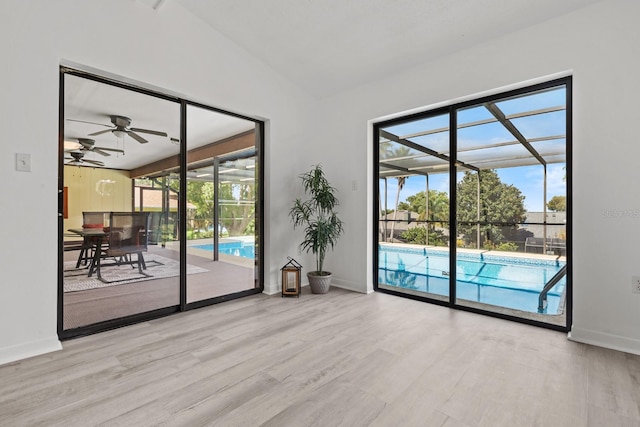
62,73 -> 180,331
454,86 -> 568,327
185,105 -> 258,304
378,114 -> 451,301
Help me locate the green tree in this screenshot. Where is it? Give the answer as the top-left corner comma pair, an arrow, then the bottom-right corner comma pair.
400,225 -> 447,246
398,190 -> 449,222
456,170 -> 526,246
219,183 -> 255,236
184,180 -> 255,238
187,181 -> 215,225
389,176 -> 406,242
385,146 -> 412,242
378,141 -> 394,241
397,190 -> 449,246
547,195 -> 566,212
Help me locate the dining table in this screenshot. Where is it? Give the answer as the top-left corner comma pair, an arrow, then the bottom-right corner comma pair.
67,227 -> 107,279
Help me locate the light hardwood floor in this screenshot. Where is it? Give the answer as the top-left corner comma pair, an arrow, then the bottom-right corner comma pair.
2,288 -> 639,426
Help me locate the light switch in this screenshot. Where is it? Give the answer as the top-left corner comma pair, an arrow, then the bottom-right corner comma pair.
16,153 -> 31,172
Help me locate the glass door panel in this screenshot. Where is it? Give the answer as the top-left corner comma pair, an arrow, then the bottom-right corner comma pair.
454,86 -> 568,327
185,104 -> 258,304
377,114 -> 451,301
62,73 -> 180,331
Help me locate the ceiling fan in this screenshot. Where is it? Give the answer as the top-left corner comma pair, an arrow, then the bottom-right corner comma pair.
64,151 -> 104,167
68,115 -> 168,144
74,138 -> 125,157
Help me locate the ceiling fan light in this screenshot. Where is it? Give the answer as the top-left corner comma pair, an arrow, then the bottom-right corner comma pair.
64,140 -> 82,150
113,129 -> 126,138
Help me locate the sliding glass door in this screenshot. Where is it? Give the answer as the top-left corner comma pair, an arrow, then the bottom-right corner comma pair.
184,103 -> 259,305
61,72 -> 181,333
375,77 -> 571,330
59,69 -> 263,338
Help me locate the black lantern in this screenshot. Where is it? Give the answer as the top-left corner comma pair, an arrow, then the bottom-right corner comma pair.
281,257 -> 302,297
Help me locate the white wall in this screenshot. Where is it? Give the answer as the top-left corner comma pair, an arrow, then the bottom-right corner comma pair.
2,0 -> 639,364
314,0 -> 640,354
0,0 -> 314,364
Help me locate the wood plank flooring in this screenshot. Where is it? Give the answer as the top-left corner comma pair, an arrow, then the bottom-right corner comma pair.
2,287 -> 639,426
63,246 -> 255,329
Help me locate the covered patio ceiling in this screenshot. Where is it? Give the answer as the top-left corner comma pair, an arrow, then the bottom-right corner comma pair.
379,86 -> 566,179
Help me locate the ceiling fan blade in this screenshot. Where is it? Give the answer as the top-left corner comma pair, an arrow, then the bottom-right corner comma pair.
92,148 -> 111,157
130,127 -> 168,137
127,131 -> 148,144
95,147 -> 125,154
89,128 -> 114,136
84,159 -> 105,166
67,118 -> 112,127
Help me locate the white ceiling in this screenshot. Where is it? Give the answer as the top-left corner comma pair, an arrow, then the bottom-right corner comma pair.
65,0 -> 596,170
173,0 -> 597,97
64,74 -> 255,170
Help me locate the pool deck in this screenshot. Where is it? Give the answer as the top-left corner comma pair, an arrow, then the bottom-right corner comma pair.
163,238 -> 256,269
380,242 -> 566,263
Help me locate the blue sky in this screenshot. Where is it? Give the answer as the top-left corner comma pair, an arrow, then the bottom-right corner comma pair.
380,85 -> 567,213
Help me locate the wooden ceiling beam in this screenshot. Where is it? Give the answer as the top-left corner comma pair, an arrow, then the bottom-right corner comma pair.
130,130 -> 255,178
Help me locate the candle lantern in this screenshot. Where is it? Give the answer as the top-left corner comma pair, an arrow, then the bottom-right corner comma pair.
281,257 -> 302,297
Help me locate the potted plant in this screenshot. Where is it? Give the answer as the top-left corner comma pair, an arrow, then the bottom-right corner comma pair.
289,164 -> 344,294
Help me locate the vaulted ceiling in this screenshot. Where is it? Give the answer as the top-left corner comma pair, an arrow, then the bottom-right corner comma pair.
65,0 -> 597,171
173,0 -> 598,97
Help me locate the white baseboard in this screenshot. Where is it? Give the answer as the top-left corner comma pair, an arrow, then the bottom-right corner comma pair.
0,337 -> 63,366
331,278 -> 370,294
263,277 -> 371,295
568,327 -> 640,356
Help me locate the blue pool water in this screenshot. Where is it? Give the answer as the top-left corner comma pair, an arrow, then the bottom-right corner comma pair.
193,241 -> 255,259
379,246 -> 566,314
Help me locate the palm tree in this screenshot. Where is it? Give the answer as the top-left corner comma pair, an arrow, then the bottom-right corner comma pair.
389,175 -> 406,242
378,140 -> 393,242
384,145 -> 411,242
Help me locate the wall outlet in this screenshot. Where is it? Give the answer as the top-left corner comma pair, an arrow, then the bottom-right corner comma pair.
633,276 -> 640,294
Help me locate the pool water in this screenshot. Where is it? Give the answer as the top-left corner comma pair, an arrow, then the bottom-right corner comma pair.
193,241 -> 255,259
379,246 -> 566,314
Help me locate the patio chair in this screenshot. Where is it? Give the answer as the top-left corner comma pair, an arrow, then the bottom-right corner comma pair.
95,211 -> 151,282
550,238 -> 566,256
524,237 -> 544,253
146,212 -> 162,245
82,211 -> 108,229
75,211 -> 109,267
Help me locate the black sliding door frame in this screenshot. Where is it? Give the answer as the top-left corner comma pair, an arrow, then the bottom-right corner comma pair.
374,76 -> 572,332
57,67 -> 264,340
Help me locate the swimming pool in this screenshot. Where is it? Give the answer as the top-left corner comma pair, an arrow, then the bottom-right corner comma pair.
193,240 -> 255,259
379,245 -> 566,314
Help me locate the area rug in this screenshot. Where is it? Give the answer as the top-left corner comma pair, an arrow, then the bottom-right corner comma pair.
64,254 -> 208,292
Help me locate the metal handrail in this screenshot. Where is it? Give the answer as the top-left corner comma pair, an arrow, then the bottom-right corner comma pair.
538,264 -> 567,313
